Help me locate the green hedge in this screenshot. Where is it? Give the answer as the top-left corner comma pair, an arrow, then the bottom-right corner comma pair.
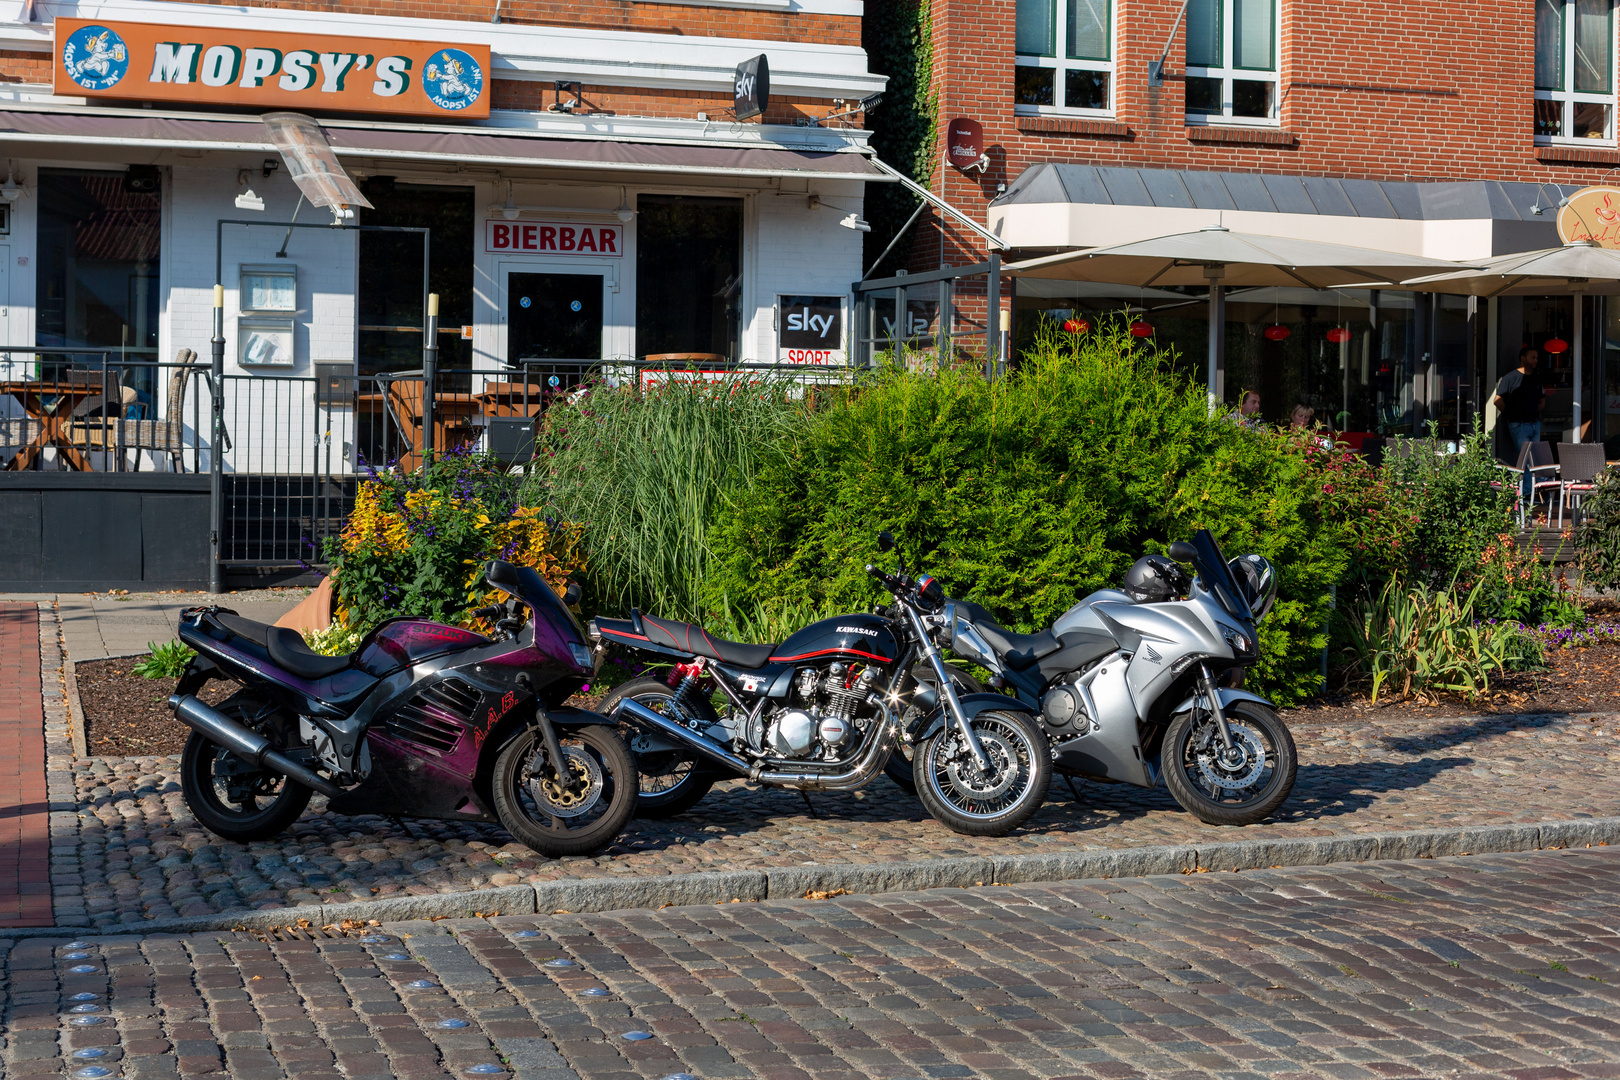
702,325 -> 1360,706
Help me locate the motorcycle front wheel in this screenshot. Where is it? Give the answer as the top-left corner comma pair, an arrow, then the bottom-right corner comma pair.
492,724 -> 637,857
915,710 -> 1051,836
179,692 -> 312,842
600,676 -> 719,819
1162,701 -> 1297,826
887,664 -> 990,794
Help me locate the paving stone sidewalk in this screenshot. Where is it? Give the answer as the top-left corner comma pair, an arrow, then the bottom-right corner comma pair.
5,848 -> 1620,1080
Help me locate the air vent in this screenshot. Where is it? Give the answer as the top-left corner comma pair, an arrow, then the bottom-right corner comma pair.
384,679 -> 480,753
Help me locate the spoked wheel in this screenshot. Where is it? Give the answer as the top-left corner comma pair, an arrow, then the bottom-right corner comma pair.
915,709 -> 1051,836
1162,701 -> 1297,825
179,692 -> 312,842
888,664 -> 990,794
492,725 -> 637,857
601,677 -> 717,819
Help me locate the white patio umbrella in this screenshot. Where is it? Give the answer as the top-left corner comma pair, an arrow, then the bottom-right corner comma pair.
1384,240 -> 1620,441
1005,225 -> 1470,408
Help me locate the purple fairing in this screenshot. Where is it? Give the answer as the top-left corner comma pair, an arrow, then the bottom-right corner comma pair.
357,621 -> 489,677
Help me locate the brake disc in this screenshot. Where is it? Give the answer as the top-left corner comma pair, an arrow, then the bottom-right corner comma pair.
527,745 -> 604,818
1195,723 -> 1268,792
943,729 -> 1021,801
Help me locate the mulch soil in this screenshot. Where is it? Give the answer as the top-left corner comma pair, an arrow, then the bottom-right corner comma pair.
76,617 -> 1620,758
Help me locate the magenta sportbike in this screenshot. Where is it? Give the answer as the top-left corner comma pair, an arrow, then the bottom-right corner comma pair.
167,561 -> 636,857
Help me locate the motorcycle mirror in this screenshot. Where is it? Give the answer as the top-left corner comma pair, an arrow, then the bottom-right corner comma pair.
877,531 -> 896,552
1167,541 -> 1198,562
563,581 -> 582,606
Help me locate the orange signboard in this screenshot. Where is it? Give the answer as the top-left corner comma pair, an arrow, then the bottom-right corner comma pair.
1557,186 -> 1620,250
54,17 -> 490,119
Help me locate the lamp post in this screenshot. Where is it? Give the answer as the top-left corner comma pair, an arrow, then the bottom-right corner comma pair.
423,292 -> 439,459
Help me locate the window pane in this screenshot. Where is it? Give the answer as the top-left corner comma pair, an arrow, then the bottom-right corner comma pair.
1537,0 -> 1565,90
1016,0 -> 1055,56
1574,0 -> 1613,93
1067,0 -> 1109,60
636,195 -> 743,361
1536,96 -> 1565,136
1186,75 -> 1222,114
1575,99 -> 1612,136
37,170 -> 161,353
1186,0 -> 1221,67
1233,79 -> 1273,117
1065,69 -> 1109,108
1233,0 -> 1274,70
1015,65 -> 1056,106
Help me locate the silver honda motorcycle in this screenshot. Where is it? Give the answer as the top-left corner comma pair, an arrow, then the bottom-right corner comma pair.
924,530 -> 1297,825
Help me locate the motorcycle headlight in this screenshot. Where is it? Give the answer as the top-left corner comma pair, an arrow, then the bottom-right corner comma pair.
568,642 -> 593,672
1222,627 -> 1255,659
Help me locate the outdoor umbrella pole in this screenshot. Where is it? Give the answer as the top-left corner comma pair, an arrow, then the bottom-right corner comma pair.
1574,288 -> 1585,443
1206,266 -> 1225,412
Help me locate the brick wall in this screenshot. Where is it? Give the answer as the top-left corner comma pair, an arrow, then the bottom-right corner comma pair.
916,0 -> 1620,273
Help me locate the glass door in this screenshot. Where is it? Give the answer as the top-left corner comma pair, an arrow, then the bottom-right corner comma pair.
505,271 -> 604,362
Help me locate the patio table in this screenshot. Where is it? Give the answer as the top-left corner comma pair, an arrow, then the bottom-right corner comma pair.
0,381 -> 100,471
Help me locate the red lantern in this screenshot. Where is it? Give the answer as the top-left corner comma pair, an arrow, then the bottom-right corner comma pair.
1326,327 -> 1352,344
1264,324 -> 1291,341
1129,320 -> 1154,337
1543,337 -> 1570,354
1063,317 -> 1090,334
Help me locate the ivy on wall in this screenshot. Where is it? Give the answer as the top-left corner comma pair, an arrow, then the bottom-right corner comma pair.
862,0 -> 937,273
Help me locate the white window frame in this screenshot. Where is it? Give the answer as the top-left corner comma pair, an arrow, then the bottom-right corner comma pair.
1535,0 -> 1618,146
1013,0 -> 1117,117
1184,0 -> 1281,127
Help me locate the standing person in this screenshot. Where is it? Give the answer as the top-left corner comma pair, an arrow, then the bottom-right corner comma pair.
1493,345 -> 1544,502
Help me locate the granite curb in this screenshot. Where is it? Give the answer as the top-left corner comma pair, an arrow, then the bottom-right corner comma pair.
4,815 -> 1617,937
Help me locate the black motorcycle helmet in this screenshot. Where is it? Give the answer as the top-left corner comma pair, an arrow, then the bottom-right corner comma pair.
1122,555 -> 1188,603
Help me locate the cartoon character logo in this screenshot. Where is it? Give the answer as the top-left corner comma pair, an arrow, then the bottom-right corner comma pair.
422,48 -> 484,111
61,25 -> 129,91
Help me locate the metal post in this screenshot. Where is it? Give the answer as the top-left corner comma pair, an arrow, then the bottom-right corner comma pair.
1574,290 -> 1585,442
1206,266 -> 1225,412
208,284 -> 225,594
423,292 -> 439,459
986,253 -> 1001,377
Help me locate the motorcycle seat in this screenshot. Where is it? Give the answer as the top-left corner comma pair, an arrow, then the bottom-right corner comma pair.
952,600 -> 1063,669
599,612 -> 777,669
266,625 -> 352,680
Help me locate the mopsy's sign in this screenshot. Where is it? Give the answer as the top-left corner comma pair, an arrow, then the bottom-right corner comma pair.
778,295 -> 845,365
486,220 -> 623,256
55,18 -> 489,119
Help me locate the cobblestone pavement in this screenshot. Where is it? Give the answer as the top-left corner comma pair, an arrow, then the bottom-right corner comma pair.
51,706 -> 1620,927
6,848 -> 1620,1080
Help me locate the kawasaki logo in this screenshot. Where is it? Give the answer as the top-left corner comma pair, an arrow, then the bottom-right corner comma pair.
838,625 -> 879,637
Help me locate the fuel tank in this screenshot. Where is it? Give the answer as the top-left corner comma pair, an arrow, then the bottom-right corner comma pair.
357,619 -> 489,678
769,613 -> 899,666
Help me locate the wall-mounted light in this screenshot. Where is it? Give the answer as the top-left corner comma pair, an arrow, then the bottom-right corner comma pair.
235,168 -> 265,211
0,169 -> 21,203
615,186 -> 635,223
839,212 -> 871,232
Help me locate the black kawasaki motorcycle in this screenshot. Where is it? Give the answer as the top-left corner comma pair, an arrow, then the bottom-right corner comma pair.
167,561 -> 637,857
589,535 -> 1051,835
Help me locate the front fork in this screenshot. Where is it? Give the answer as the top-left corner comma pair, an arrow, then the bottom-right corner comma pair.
906,605 -> 992,771
1198,663 -> 1237,753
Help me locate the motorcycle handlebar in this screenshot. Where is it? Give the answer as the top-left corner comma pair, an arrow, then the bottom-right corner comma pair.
472,603 -> 505,622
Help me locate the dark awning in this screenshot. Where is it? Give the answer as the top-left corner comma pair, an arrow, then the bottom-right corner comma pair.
0,108 -> 888,182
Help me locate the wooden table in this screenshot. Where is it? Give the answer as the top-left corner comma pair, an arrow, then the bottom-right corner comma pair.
0,381 -> 99,471
475,381 -> 549,418
356,382 -> 482,471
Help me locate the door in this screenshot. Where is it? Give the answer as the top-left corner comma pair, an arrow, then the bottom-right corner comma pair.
505,271 -> 604,362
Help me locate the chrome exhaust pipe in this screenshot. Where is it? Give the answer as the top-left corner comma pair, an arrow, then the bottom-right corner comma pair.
612,698 -> 758,778
759,702 -> 900,791
169,694 -> 343,799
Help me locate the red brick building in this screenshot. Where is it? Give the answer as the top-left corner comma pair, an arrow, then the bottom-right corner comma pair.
902,0 -> 1620,441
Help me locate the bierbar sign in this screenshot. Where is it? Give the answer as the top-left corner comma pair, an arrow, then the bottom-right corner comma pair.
55,17 -> 490,119
486,220 -> 623,256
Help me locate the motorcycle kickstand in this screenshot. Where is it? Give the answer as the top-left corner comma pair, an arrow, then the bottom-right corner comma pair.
1063,775 -> 1083,802
1198,664 -> 1236,752
798,791 -> 819,819
390,815 -> 418,840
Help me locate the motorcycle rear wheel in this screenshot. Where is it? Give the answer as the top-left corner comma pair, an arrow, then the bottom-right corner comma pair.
179,693 -> 313,842
1162,701 -> 1297,826
914,709 -> 1051,836
600,676 -> 718,819
492,724 -> 637,857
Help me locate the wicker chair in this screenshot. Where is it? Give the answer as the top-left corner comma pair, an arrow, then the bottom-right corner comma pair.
1556,442 -> 1609,526
68,351 -> 199,472
0,416 -> 41,453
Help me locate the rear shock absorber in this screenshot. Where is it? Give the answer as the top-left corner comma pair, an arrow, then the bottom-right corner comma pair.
664,657 -> 711,722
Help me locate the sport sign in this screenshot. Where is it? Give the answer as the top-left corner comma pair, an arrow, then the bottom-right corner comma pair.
486,220 -> 623,256
777,295 -> 845,365
55,18 -> 490,119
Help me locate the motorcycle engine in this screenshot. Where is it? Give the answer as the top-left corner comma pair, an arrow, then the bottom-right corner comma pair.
763,663 -> 876,759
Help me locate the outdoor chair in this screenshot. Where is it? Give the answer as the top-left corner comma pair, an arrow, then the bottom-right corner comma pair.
1556,442 -> 1609,526
67,352 -> 198,472
0,416 -> 41,453
1499,440 -> 1562,527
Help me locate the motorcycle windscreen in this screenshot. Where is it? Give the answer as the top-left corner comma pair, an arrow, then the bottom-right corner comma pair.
486,561 -> 586,642
1192,530 -> 1252,625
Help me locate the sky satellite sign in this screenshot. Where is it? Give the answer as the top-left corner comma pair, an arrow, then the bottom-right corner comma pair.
734,54 -> 769,121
